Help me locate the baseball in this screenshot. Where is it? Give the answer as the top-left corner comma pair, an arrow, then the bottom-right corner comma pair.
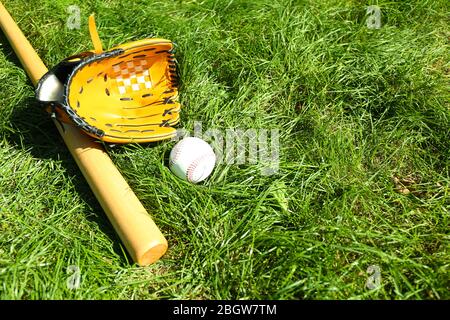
169,137 -> 216,183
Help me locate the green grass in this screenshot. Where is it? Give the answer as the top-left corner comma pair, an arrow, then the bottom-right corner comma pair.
0,0 -> 448,299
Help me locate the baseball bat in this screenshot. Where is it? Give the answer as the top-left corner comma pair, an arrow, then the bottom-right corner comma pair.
0,2 -> 168,266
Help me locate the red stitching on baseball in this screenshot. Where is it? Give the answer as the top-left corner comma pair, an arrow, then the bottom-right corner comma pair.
169,139 -> 189,166
187,152 -> 215,182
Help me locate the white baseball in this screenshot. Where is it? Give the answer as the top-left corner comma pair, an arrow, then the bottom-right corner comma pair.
169,137 -> 216,183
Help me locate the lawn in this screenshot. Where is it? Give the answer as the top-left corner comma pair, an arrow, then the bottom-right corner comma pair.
0,0 -> 448,299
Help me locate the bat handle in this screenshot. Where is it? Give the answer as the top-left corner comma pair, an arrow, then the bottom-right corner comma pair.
0,2 -> 46,85
0,2 -> 168,266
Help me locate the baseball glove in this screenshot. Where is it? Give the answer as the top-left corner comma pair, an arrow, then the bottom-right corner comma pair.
36,15 -> 180,143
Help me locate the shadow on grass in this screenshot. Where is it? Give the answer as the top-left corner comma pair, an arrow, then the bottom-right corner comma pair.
0,31 -> 139,265
6,97 -> 136,266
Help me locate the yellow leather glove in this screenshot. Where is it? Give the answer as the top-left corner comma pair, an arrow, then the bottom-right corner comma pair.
36,15 -> 180,143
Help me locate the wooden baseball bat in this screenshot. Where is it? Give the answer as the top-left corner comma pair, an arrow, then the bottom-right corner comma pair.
0,2 -> 168,266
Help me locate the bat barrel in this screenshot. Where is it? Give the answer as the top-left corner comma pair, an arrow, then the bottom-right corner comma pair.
0,2 -> 168,266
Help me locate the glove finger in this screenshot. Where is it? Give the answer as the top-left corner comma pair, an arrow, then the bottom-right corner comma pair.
101,124 -> 178,143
